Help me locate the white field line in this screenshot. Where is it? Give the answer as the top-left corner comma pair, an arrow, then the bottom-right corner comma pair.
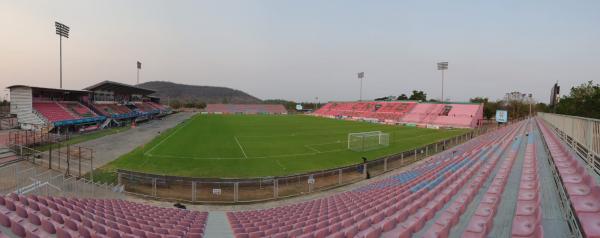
304,145 -> 321,153
144,119 -> 192,156
275,160 -> 286,170
234,136 -> 248,159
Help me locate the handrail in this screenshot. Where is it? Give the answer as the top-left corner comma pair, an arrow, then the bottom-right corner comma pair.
538,112 -> 600,176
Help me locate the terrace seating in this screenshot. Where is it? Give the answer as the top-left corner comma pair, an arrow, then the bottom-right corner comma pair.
0,194 -> 208,238
227,120 -> 526,238
60,101 -> 97,118
313,102 -> 417,122
314,102 -> 483,128
32,101 -> 78,122
537,118 -> 600,238
134,102 -> 159,113
93,103 -> 133,117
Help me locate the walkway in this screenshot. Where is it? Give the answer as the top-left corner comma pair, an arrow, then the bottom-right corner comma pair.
204,211 -> 235,238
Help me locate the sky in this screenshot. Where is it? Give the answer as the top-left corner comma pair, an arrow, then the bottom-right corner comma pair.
1,0 -> 599,103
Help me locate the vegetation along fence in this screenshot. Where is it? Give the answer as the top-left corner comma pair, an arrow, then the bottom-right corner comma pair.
538,112 -> 600,176
117,122 -> 509,204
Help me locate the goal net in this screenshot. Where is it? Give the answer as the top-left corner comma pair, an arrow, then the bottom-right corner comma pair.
347,131 -> 390,152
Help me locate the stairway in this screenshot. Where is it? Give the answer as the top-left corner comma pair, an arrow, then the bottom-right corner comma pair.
0,147 -> 19,167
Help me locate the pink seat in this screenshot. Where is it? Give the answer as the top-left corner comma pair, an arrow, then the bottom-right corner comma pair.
566,183 -> 593,196
578,213 -> 600,238
473,203 -> 495,217
511,215 -> 542,238
463,216 -> 491,237
515,201 -> 538,216
423,223 -> 450,238
10,220 -> 26,238
571,195 -> 600,213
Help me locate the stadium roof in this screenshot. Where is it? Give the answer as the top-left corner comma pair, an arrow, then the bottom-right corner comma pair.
84,80 -> 155,95
7,85 -> 90,95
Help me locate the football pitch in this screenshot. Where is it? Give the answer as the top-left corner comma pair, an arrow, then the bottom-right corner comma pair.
108,114 -> 467,178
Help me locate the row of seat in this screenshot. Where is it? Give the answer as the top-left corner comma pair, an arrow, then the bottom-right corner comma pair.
511,128 -> 543,238
93,103 -> 133,117
537,118 -> 600,238
227,121 -> 525,238
0,194 -> 208,238
461,130 -> 523,237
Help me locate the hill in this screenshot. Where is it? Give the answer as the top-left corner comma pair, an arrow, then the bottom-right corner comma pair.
137,81 -> 262,104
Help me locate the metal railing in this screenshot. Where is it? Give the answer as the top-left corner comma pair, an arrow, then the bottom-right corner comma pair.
538,112 -> 600,176
117,122 -> 508,204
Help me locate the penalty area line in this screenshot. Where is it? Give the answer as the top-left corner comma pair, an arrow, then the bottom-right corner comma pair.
234,136 -> 248,159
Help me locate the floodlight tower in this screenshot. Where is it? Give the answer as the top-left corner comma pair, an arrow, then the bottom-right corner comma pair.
55,22 -> 70,89
437,62 -> 448,102
358,72 -> 365,101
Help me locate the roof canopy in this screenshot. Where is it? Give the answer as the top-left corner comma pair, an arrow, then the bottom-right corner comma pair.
7,85 -> 90,96
84,81 -> 155,95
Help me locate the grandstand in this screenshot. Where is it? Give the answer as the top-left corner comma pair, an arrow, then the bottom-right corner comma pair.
205,104 -> 287,114
222,118 -> 599,238
313,101 -> 483,128
8,81 -> 171,132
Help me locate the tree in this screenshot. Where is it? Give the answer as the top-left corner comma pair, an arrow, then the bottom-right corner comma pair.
555,81 -> 600,119
169,99 -> 182,109
470,97 -> 496,120
195,101 -> 207,109
397,94 -> 408,100
408,90 -> 427,101
535,103 -> 549,113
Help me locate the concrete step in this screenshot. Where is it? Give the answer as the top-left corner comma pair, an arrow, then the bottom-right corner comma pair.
0,148 -> 15,159
0,155 -> 20,166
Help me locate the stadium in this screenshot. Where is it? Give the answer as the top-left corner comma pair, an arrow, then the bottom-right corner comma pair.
2,2 -> 600,238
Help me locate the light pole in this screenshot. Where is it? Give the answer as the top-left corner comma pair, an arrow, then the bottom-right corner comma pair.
358,72 -> 365,101
437,62 -> 448,102
137,61 -> 142,84
55,22 -> 70,89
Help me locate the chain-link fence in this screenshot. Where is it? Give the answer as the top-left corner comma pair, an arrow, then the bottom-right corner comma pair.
0,160 -> 123,199
117,126 -> 504,203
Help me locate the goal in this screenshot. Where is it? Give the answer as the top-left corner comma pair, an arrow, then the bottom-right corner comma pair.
347,131 -> 390,152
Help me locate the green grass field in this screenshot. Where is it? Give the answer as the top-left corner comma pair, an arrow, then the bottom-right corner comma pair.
103,114 -> 467,178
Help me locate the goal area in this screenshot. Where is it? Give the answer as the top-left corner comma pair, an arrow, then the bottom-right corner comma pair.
347,131 -> 390,152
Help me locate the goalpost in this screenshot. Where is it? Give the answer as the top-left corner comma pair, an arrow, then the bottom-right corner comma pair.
347,131 -> 390,152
